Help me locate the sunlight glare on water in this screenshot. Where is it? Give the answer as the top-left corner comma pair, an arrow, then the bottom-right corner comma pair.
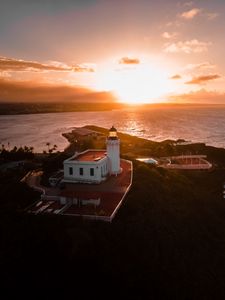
0,105 -> 225,152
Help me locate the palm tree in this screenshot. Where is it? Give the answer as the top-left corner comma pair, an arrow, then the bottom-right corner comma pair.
52,144 -> 57,153
24,146 -> 29,153
46,142 -> 50,152
12,146 -> 17,152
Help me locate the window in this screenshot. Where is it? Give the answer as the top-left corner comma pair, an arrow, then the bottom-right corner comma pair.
69,167 -> 73,175
79,168 -> 83,176
90,168 -> 94,176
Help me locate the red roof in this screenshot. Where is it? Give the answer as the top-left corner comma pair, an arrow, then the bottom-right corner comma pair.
71,150 -> 107,162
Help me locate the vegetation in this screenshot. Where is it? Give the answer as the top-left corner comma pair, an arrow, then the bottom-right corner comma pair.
40,152 -> 69,186
0,145 -> 34,161
1,128 -> 225,297
85,125 -> 225,166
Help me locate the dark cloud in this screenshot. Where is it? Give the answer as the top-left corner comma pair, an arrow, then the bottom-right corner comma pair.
185,74 -> 221,84
0,79 -> 116,102
170,74 -> 182,79
0,56 -> 95,73
119,57 -> 140,65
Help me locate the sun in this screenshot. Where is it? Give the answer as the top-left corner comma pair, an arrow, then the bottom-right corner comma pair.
95,58 -> 172,104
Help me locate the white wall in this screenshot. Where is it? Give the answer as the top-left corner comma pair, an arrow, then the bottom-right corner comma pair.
64,157 -> 109,183
106,139 -> 120,174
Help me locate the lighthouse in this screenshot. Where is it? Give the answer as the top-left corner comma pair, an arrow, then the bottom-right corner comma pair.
106,126 -> 121,175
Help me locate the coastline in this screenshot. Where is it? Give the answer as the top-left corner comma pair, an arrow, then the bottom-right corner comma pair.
1,102 -> 225,115
0,102 -> 125,115
1,106 -> 225,152
62,125 -> 225,167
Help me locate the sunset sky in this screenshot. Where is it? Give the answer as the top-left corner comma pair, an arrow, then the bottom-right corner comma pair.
0,0 -> 225,103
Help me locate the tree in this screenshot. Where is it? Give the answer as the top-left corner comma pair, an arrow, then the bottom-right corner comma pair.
46,142 -> 50,152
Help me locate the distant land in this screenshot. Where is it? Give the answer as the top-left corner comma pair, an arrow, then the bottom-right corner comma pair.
1,102 -> 225,115
0,102 -> 126,115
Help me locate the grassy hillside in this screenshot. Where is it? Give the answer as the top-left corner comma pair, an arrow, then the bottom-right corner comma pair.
1,129 -> 225,297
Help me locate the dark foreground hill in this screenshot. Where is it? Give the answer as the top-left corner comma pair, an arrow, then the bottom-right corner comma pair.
1,132 -> 225,298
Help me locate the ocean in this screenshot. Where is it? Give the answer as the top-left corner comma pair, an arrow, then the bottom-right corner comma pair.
1,105 -> 225,152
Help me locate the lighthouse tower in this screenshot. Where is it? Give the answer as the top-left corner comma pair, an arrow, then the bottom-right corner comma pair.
106,126 -> 121,175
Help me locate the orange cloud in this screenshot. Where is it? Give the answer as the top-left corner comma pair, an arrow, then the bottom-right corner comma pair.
183,1 -> 194,7
185,74 -> 221,84
164,39 -> 211,54
0,79 -> 116,103
0,56 -> 95,73
180,7 -> 219,21
72,64 -> 95,72
0,56 -> 71,72
162,32 -> 177,39
180,8 -> 201,19
170,74 -> 182,80
119,57 -> 140,64
205,12 -> 219,20
185,62 -> 216,71
169,89 -> 225,104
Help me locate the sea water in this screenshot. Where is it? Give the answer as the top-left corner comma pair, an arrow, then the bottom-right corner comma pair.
0,105 -> 225,152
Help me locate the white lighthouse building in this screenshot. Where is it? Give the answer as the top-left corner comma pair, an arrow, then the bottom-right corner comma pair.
63,126 -> 121,184
106,126 -> 121,175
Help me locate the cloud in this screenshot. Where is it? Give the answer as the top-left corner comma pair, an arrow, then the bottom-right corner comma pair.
180,8 -> 201,20
119,57 -> 140,65
0,71 -> 11,78
165,20 -> 181,28
170,74 -> 182,80
0,56 -> 71,72
185,74 -> 221,85
162,32 -> 177,39
72,64 -> 95,72
0,56 -> 95,73
164,39 -> 211,54
183,1 -> 194,7
185,62 -> 216,71
204,12 -> 219,20
0,79 -> 116,103
179,7 -> 219,21
169,89 -> 225,104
